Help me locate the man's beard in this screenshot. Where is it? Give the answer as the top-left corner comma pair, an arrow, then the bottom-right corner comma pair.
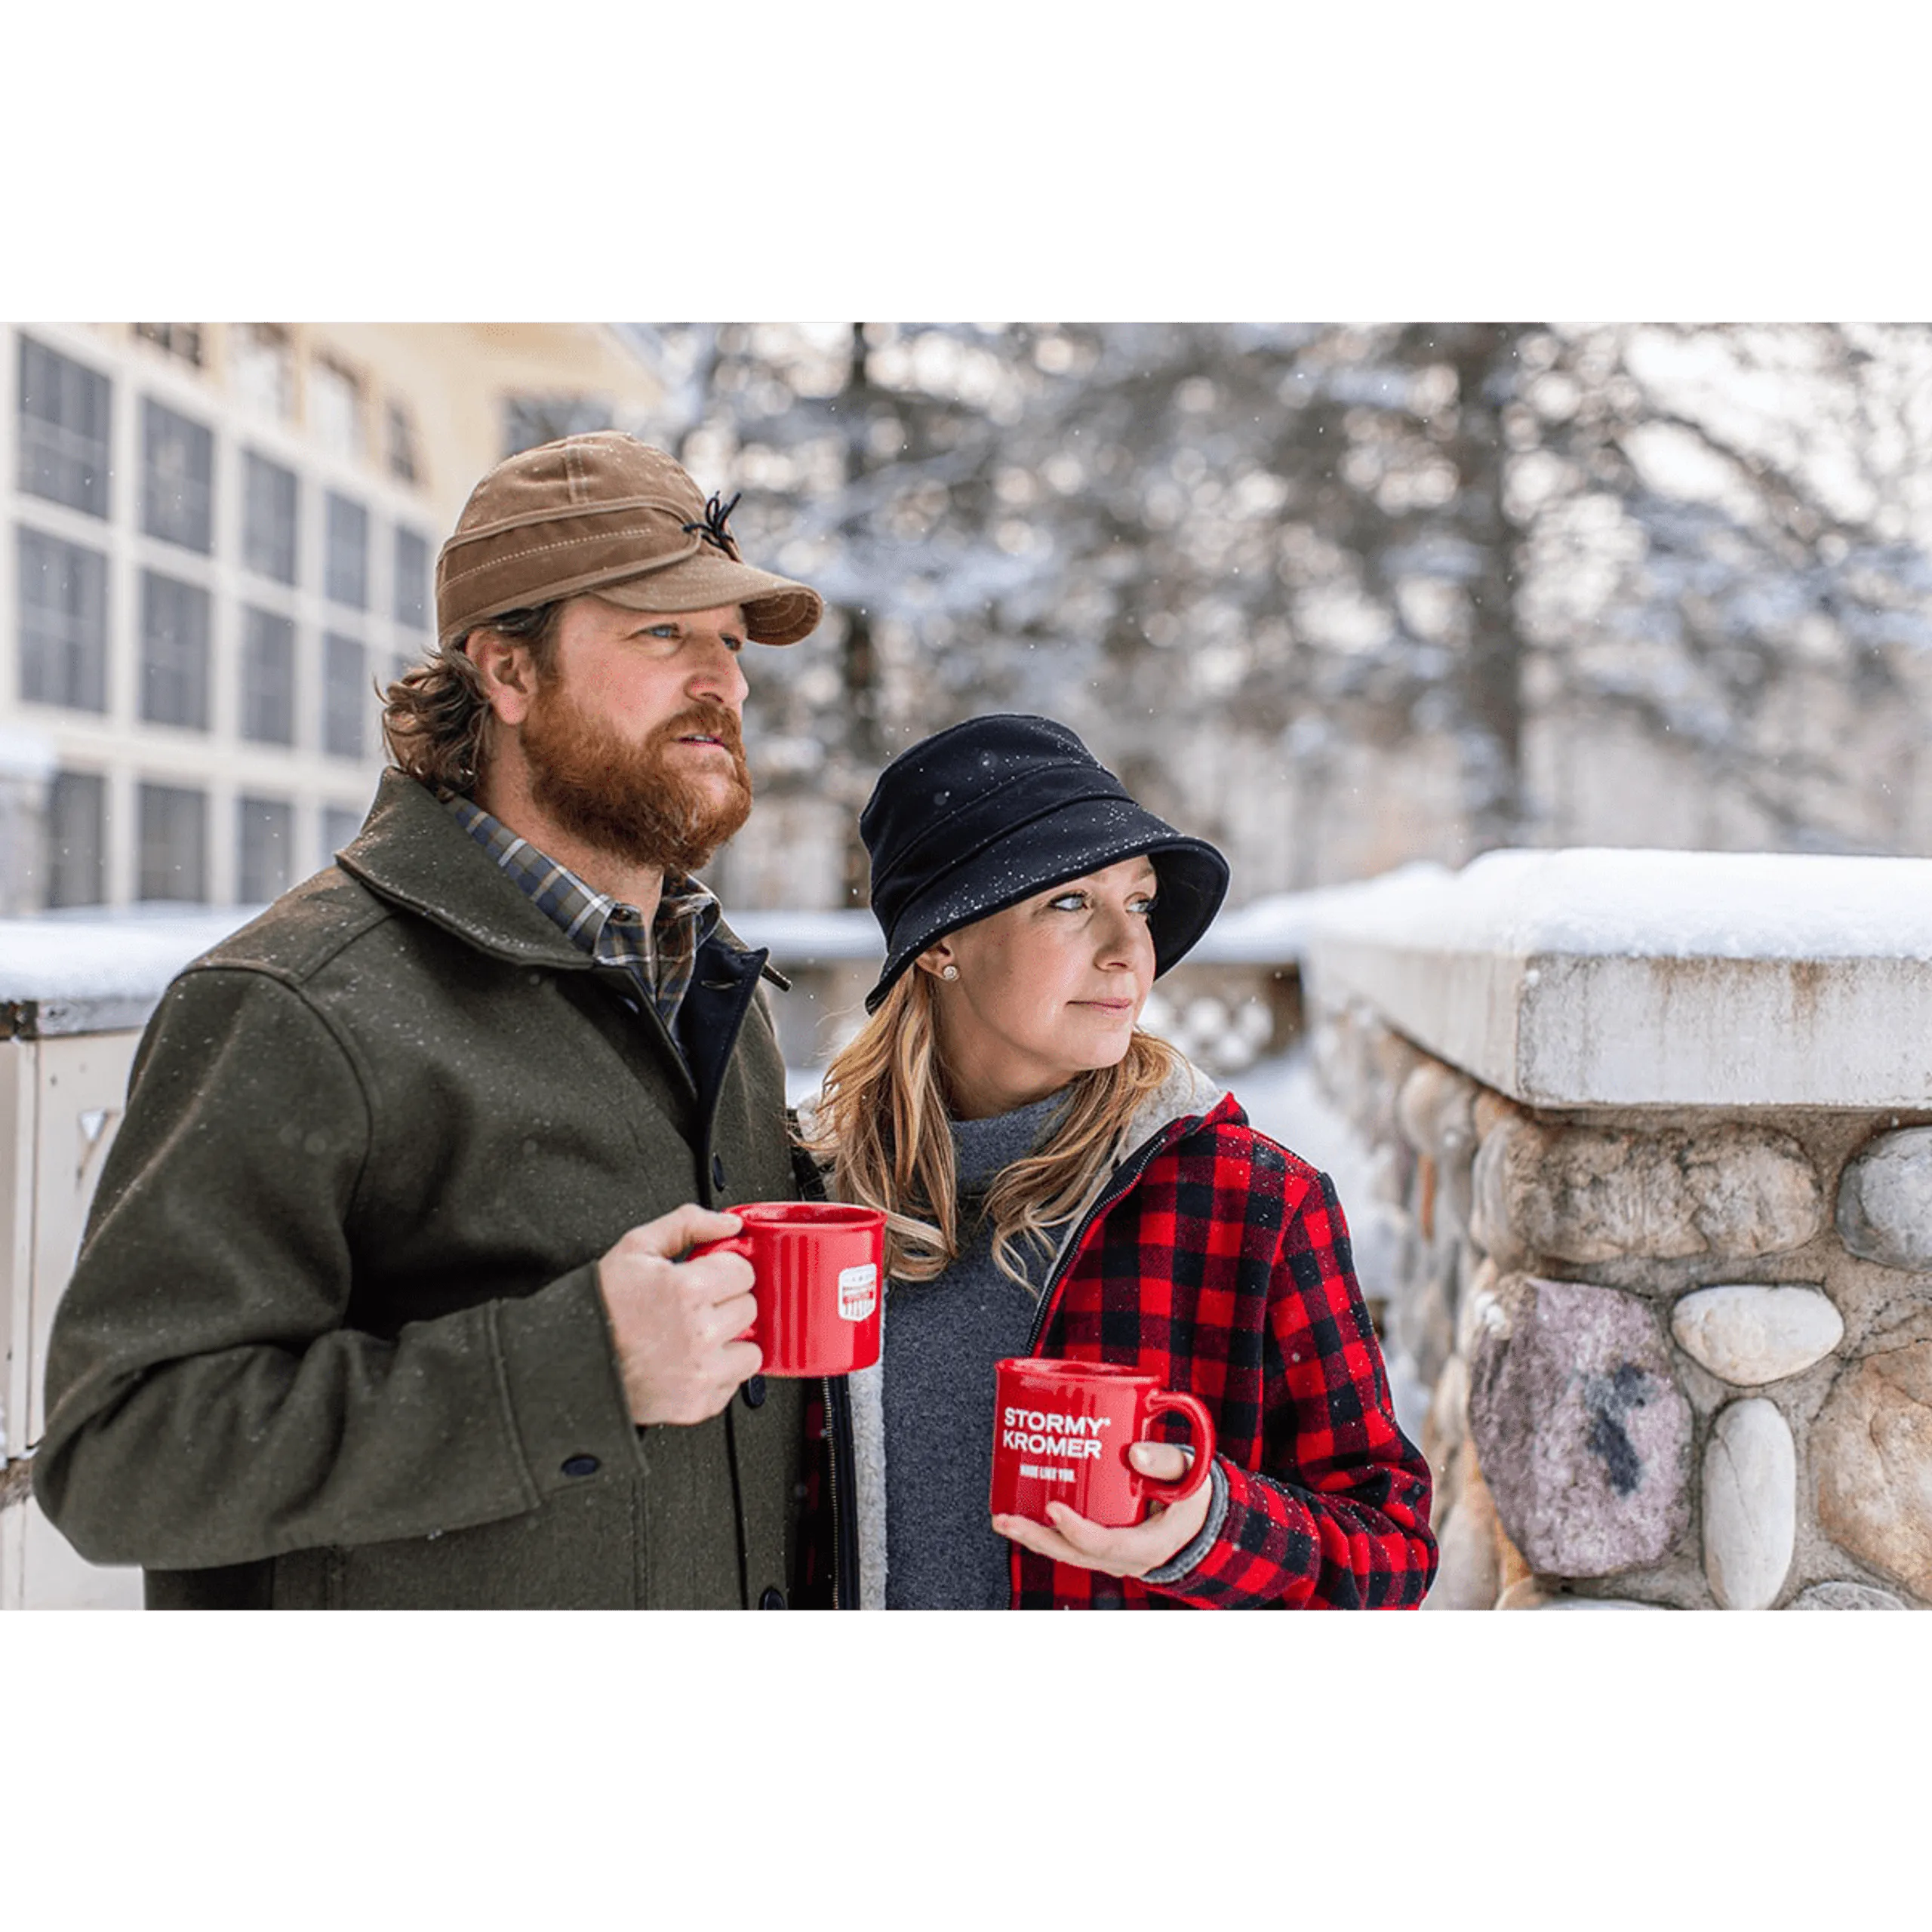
518,681 -> 753,878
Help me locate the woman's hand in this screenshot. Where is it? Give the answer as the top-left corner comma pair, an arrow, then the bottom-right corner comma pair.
992,1444 -> 1214,1580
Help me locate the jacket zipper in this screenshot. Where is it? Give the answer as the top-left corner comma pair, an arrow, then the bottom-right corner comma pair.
823,1374 -> 839,1611
791,1121 -> 859,1611
1005,1111 -> 1205,1611
821,1373 -> 860,1610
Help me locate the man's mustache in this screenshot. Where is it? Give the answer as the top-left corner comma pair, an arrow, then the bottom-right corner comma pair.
653,701 -> 746,759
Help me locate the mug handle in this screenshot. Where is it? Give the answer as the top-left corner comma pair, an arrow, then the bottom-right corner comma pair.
686,1233 -> 757,1340
1133,1392 -> 1217,1506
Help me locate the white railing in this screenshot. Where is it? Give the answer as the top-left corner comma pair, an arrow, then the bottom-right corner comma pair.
0,906 -> 265,1607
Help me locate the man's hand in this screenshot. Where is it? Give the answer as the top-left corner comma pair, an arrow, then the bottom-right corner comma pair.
596,1204 -> 761,1426
992,1443 -> 1214,1580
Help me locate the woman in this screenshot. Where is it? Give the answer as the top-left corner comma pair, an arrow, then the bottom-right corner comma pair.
803,713 -> 1437,1609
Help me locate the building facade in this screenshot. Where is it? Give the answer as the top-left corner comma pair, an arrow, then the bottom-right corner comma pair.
1,321 -> 662,913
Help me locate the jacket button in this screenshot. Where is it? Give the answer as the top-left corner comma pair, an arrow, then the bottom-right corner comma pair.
742,1374 -> 767,1409
759,1587 -> 787,1609
712,1152 -> 727,1189
561,1454 -> 600,1478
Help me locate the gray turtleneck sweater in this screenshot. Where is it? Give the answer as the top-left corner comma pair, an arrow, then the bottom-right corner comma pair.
881,1089 -> 1068,1611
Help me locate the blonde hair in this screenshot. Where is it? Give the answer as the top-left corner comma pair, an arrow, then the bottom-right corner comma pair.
802,968 -> 1183,1290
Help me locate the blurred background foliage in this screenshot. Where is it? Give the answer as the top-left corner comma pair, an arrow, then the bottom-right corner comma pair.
521,324 -> 1932,910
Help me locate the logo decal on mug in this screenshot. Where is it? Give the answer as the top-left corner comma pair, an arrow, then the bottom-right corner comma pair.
1001,1407 -> 1112,1460
688,1203 -> 886,1377
837,1263 -> 878,1322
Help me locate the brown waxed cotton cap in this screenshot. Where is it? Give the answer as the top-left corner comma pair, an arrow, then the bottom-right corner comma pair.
435,432 -> 825,648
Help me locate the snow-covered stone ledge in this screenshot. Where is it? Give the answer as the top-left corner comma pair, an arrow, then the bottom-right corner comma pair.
1302,850 -> 1932,1612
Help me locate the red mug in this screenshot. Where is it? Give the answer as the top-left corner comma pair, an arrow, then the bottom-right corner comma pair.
989,1357 -> 1216,1527
689,1202 -> 884,1377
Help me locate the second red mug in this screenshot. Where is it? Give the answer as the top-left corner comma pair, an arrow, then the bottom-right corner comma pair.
990,1357 -> 1216,1527
689,1201 -> 884,1377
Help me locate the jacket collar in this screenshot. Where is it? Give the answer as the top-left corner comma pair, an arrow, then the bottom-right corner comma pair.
335,770 -> 768,974
1113,1056 -> 1229,1164
1043,1056 -> 1231,1280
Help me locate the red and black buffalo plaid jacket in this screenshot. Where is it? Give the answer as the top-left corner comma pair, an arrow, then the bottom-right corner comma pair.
801,1068 -> 1437,1610
999,1080 -> 1437,1608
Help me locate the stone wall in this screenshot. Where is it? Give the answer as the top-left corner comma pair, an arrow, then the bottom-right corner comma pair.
1303,849 -> 1932,1611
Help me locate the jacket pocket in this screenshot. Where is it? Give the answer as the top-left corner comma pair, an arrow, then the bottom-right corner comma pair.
329,1479 -> 643,1609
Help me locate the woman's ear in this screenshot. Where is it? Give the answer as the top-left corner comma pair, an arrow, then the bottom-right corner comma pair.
914,941 -> 958,982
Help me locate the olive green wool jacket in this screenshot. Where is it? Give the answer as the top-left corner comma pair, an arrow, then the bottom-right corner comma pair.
32,771 -> 812,1609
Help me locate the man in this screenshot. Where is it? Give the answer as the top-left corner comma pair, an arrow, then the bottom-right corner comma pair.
33,433 -> 854,1609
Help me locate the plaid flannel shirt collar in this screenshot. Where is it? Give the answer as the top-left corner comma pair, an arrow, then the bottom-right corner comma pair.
445,795 -> 719,1027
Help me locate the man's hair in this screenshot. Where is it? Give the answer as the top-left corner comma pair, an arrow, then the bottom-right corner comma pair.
381,603 -> 563,795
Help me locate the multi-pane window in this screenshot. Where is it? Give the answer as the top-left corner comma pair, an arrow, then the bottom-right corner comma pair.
394,525 -> 429,629
141,398 -> 215,553
386,401 -> 420,484
237,794 -> 294,903
17,335 -> 112,517
140,571 -> 211,730
17,528 -> 109,712
137,782 -> 207,902
325,491 -> 368,608
243,451 -> 299,584
45,771 -> 106,909
232,325 -> 293,419
240,606 -> 296,745
321,804 -> 365,863
312,357 -> 364,461
134,325 -> 205,368
323,632 -> 367,758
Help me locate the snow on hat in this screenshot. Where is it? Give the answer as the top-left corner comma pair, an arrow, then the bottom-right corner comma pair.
859,712 -> 1230,1014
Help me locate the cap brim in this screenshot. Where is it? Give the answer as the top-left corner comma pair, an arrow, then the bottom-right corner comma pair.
595,555 -> 823,645
863,800 -> 1229,1013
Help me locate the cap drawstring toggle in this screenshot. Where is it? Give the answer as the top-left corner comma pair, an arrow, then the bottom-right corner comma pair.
682,491 -> 743,560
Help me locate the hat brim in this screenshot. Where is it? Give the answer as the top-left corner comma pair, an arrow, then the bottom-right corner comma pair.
863,798 -> 1230,1013
450,549 -> 824,650
594,552 -> 823,647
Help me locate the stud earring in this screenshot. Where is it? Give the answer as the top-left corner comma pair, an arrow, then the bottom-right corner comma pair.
940,964 -> 959,981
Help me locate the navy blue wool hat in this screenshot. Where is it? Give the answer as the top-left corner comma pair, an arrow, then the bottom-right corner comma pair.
859,713 -> 1230,1013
